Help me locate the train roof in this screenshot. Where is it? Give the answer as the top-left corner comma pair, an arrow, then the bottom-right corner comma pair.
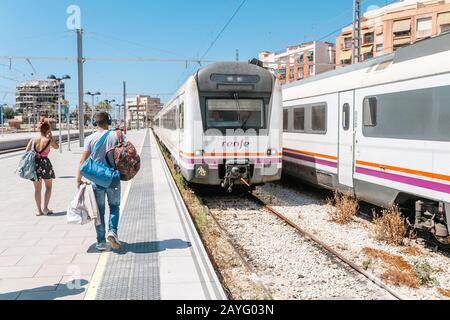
196,61 -> 274,93
283,32 -> 450,99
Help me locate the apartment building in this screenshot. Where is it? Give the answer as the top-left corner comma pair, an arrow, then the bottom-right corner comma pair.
126,95 -> 161,128
259,41 -> 335,84
15,80 -> 64,116
336,0 -> 450,67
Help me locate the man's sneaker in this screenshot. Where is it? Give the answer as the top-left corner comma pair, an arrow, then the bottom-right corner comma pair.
107,231 -> 121,250
96,242 -> 107,252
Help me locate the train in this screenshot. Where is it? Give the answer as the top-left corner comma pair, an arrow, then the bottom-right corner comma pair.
282,32 -> 450,245
154,60 -> 283,192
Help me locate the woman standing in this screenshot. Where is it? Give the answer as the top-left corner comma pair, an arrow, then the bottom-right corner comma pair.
25,119 -> 59,216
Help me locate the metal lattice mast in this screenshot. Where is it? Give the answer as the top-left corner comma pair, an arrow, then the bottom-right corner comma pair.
352,0 -> 362,64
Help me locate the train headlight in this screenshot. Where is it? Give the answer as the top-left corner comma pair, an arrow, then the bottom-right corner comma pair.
267,149 -> 277,156
194,150 -> 204,157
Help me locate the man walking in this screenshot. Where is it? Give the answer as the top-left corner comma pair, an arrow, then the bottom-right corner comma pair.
76,111 -> 123,251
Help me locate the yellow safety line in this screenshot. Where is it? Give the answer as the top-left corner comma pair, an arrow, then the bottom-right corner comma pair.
84,130 -> 148,300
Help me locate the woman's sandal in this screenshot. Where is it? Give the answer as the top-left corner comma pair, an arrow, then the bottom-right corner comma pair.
36,212 -> 44,216
43,210 -> 54,216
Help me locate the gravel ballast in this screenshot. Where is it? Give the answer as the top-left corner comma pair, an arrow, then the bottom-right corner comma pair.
203,195 -> 396,300
254,182 -> 450,300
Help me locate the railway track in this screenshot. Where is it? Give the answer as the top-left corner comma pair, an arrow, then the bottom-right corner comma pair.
246,191 -> 404,300
200,189 -> 402,300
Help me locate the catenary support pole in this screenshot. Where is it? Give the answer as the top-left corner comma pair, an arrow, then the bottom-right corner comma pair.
77,29 -> 85,147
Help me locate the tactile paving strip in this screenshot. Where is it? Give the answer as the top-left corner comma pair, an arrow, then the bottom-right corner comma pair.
95,131 -> 161,300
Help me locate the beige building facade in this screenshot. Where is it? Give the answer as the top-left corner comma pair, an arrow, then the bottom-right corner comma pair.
336,0 -> 450,66
126,95 -> 161,128
259,41 -> 335,84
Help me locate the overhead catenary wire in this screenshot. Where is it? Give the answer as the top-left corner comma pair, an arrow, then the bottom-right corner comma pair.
172,0 -> 248,90
0,55 -> 219,64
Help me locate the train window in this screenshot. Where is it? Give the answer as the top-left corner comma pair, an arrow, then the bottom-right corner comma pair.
363,97 -> 377,127
311,104 -> 327,133
206,98 -> 264,129
179,103 -> 184,130
342,103 -> 350,131
363,86 -> 450,141
293,107 -> 305,131
283,109 -> 288,132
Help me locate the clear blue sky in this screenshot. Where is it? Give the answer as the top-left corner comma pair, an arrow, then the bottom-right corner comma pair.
0,0 -> 395,107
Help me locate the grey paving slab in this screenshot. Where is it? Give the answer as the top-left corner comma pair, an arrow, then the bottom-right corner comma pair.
21,231 -> 67,239
0,277 -> 61,294
35,263 -> 97,277
159,256 -> 203,284
36,237 -> 85,246
0,266 -> 40,279
160,282 -> 213,300
71,253 -> 101,264
2,245 -> 56,256
0,255 -> 23,267
17,254 -> 75,266
0,239 -> 40,247
51,244 -> 91,255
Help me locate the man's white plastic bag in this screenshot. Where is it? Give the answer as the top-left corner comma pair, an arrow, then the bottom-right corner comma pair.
67,184 -> 92,225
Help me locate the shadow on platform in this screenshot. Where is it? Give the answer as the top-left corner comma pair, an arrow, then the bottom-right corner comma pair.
86,239 -> 191,254
0,279 -> 89,300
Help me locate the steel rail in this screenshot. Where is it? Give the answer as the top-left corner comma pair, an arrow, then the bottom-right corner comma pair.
248,192 -> 405,301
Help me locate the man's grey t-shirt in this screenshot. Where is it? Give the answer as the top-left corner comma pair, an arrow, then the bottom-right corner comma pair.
84,130 -> 125,166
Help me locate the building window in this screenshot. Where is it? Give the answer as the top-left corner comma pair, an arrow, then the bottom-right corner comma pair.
393,18 -> 411,49
438,12 -> 450,34
343,37 -> 352,49
376,44 -> 383,52
417,17 -> 432,39
363,32 -> 374,44
342,59 -> 351,65
363,52 -> 373,60
293,107 -> 305,131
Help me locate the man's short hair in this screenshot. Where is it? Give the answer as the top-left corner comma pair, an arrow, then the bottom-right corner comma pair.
95,111 -> 110,127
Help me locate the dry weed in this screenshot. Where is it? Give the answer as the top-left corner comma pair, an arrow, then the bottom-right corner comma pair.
327,191 -> 359,224
362,247 -> 419,288
401,247 -> 424,256
437,288 -> 450,298
371,205 -> 406,245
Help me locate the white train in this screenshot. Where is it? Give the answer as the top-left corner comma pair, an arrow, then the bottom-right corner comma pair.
282,33 -> 450,244
154,61 -> 283,192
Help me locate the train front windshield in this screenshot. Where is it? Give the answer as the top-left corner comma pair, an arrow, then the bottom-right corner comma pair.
206,98 -> 265,129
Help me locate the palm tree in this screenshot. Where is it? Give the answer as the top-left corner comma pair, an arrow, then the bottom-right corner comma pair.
96,101 -> 112,112
42,104 -> 56,118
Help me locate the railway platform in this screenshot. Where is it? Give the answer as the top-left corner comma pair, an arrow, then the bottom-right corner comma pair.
0,129 -> 225,300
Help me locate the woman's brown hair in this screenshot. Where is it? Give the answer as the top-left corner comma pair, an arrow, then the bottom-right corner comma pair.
38,118 -> 51,136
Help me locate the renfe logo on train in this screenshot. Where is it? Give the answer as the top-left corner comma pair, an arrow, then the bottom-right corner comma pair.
222,140 -> 250,150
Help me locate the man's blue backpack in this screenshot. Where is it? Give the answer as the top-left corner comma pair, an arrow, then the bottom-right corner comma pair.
80,131 -> 120,189
17,143 -> 37,181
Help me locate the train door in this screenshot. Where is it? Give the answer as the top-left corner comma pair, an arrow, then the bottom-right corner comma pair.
338,90 -> 355,188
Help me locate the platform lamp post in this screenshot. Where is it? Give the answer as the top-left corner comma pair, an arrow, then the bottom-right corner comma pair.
115,103 -> 123,126
0,104 -> 6,136
103,99 -> 116,127
48,74 -> 71,154
85,91 -> 101,131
